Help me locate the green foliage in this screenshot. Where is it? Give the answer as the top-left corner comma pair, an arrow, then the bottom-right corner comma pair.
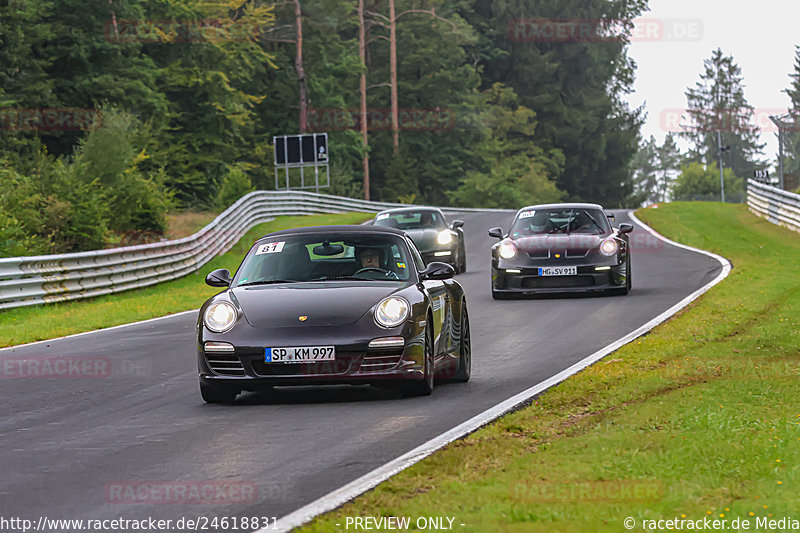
672,161 -> 741,201
463,0 -> 648,206
214,163 -> 254,209
450,84 -> 564,208
0,157 -> 109,255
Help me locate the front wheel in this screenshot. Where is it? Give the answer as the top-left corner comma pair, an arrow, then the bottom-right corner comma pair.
403,323 -> 434,397
200,382 -> 239,404
457,242 -> 467,273
452,303 -> 471,382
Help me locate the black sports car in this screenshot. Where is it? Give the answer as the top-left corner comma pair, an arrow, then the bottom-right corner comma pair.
488,203 -> 633,298
372,207 -> 466,273
197,225 -> 471,403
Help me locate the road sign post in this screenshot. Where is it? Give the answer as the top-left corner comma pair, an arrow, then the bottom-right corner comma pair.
273,133 -> 330,193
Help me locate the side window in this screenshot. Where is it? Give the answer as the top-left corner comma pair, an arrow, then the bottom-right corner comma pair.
406,237 -> 425,271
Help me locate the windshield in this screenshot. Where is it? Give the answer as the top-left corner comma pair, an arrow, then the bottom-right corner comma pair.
374,210 -> 445,230
510,208 -> 610,236
232,233 -> 413,285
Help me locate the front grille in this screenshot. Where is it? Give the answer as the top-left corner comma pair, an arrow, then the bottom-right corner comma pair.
251,358 -> 354,377
566,248 -> 589,258
205,354 -> 245,376
522,275 -> 595,289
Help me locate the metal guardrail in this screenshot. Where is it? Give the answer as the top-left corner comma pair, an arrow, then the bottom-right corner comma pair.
747,179 -> 800,234
0,190 -> 510,310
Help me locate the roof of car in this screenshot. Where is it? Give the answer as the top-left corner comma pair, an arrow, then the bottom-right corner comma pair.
258,224 -> 406,242
516,202 -> 605,213
376,206 -> 444,215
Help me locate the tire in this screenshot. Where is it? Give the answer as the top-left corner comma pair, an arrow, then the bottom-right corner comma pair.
200,382 -> 239,404
457,242 -> 466,273
615,257 -> 631,296
452,302 -> 471,382
627,257 -> 632,290
404,322 -> 434,396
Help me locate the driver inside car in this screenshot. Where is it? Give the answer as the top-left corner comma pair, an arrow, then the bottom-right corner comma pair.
359,248 -> 381,269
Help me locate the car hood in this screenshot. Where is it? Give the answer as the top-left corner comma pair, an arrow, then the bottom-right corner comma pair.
230,282 -> 404,328
405,228 -> 444,252
514,234 -> 607,258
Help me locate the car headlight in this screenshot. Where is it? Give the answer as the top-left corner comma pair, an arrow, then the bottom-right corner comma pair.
498,241 -> 517,260
204,302 -> 237,333
374,296 -> 410,328
437,231 -> 453,245
599,238 -> 619,256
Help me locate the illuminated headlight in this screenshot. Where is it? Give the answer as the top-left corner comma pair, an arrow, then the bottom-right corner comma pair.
600,238 -> 619,256
204,302 -> 237,333
437,231 -> 453,245
374,296 -> 410,328
498,241 -> 517,260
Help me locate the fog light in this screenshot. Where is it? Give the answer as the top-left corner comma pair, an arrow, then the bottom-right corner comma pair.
368,337 -> 405,349
595,266 -> 611,271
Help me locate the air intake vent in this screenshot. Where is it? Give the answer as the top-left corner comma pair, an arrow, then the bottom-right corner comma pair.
205,354 -> 245,376
360,354 -> 402,373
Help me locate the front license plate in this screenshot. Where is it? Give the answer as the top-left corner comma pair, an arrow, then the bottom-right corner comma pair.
538,266 -> 577,276
265,346 -> 335,363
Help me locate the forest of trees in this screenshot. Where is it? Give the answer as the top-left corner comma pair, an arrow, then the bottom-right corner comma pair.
0,0 -> 648,255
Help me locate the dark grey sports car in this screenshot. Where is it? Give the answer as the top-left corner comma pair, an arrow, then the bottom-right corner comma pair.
488,203 -> 633,298
373,207 -> 466,273
197,225 -> 471,403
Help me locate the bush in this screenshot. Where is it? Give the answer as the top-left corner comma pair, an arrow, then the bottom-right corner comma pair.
214,163 -> 254,209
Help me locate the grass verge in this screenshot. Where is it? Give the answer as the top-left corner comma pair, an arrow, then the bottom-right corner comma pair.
0,212 -> 371,348
300,202 -> 800,533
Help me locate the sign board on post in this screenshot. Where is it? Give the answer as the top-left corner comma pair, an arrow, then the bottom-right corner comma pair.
273,133 -> 329,192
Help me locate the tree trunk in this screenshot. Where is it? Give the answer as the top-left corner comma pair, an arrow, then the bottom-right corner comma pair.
358,0 -> 370,199
294,0 -> 308,133
389,0 -> 399,155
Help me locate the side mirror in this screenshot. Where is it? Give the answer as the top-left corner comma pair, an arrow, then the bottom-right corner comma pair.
488,227 -> 503,239
205,268 -> 232,287
618,223 -> 633,234
450,220 -> 464,229
419,261 -> 455,281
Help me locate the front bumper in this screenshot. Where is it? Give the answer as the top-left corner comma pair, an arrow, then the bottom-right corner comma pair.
420,247 -> 457,267
197,323 -> 427,389
492,262 -> 628,295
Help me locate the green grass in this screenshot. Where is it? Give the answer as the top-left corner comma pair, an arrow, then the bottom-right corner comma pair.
0,212 -> 371,347
300,202 -> 800,533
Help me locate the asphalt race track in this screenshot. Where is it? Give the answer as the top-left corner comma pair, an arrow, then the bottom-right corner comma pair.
0,210 -> 722,527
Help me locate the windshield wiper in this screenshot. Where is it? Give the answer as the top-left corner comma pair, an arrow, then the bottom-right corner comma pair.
583,212 -> 606,233
309,275 -> 364,281
238,279 -> 297,286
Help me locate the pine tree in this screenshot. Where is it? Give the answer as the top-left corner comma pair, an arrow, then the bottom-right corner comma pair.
681,48 -> 766,180
655,133 -> 682,201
